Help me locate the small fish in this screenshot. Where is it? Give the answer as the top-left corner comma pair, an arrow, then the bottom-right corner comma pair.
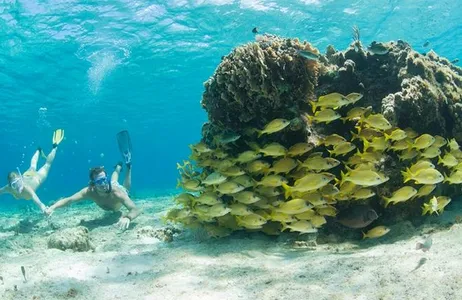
384,128 -> 407,141
345,93 -> 363,105
423,41 -> 430,47
336,205 -> 378,229
361,114 -> 392,130
294,209 -> 316,220
341,106 -> 372,123
451,58 -> 459,64
259,142 -> 288,157
367,41 -> 389,55
268,157 -> 298,174
432,135 -> 447,148
252,27 -> 258,34
230,203 -> 253,216
281,220 -> 317,234
310,93 -> 349,113
341,169 -> 389,187
437,152 -> 458,167
448,138 -> 460,151
215,181 -> 245,194
297,49 -> 319,61
412,134 -> 435,150
206,203 -> 231,218
21,266 -> 27,283
235,150 -> 262,164
351,188 -> 376,200
320,134 -> 347,146
236,213 -> 267,229
233,191 -> 261,204
246,160 -> 270,174
413,184 -> 436,199
256,174 -> 288,187
311,214 -> 327,228
201,172 -> 228,185
194,193 -> 221,206
221,166 -> 246,177
411,257 -> 427,272
305,109 -> 341,124
214,132 -> 241,145
383,186 -> 418,207
316,205 -> 338,217
422,197 -> 438,216
232,175 -> 254,188
362,225 -> 390,239
328,142 -> 356,156
287,143 -> 313,157
443,170 -> 462,184
415,236 -> 432,252
351,126 -> 383,141
420,146 -> 441,159
258,119 -> 291,137
274,198 -> 312,215
402,168 -> 444,185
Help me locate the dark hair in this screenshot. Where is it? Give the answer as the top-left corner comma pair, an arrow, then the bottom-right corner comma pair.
7,171 -> 19,183
89,166 -> 106,182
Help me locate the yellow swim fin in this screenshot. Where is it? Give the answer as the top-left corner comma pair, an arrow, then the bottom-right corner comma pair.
52,129 -> 65,147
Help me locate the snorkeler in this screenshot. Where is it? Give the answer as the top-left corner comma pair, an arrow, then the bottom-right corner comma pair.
45,162 -> 141,230
0,129 -> 65,214
46,131 -> 140,230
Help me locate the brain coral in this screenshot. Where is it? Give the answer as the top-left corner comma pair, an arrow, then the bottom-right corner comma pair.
201,34 -> 320,132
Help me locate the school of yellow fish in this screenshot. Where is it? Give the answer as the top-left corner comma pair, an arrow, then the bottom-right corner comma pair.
166,92 -> 458,239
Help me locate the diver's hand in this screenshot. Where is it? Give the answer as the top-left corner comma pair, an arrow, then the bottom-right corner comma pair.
44,206 -> 55,217
117,216 -> 130,230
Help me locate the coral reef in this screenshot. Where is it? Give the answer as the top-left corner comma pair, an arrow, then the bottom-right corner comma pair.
136,225 -> 181,242
201,34 -> 319,132
167,33 -> 462,239
47,226 -> 94,252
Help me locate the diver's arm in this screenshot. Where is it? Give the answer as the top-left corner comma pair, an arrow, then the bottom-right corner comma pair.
0,185 -> 11,195
48,188 -> 89,211
120,193 -> 142,221
25,186 -> 47,213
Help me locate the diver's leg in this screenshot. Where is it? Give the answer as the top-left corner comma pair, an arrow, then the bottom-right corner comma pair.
111,162 -> 122,183
29,148 -> 41,171
36,148 -> 57,182
123,163 -> 131,191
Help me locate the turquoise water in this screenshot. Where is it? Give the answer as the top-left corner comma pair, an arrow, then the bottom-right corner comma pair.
0,0 -> 461,206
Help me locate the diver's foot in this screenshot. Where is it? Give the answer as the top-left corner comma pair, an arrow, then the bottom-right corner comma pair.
52,143 -> 58,149
114,162 -> 123,171
126,162 -> 131,169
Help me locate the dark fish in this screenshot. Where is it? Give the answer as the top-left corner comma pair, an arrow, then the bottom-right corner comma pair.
423,41 -> 430,47
451,58 -> 459,64
367,41 -> 389,55
297,49 -> 319,61
416,236 -> 432,252
336,205 -> 378,229
21,266 -> 27,282
252,27 -> 258,34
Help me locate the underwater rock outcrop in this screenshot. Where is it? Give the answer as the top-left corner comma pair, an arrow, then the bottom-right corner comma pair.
167,33 -> 462,239
201,35 -> 319,132
47,226 -> 94,252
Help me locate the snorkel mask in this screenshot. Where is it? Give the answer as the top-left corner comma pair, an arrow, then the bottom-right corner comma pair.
10,168 -> 24,194
92,173 -> 111,193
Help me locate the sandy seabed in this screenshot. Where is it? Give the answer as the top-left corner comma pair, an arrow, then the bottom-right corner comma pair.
1,196 -> 462,300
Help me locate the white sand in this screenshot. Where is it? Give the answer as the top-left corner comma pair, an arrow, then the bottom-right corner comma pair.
1,196 -> 462,300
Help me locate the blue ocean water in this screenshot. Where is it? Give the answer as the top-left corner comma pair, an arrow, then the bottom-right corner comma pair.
0,0 -> 461,207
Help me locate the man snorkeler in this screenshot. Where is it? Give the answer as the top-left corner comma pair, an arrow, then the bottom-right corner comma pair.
45,161 -> 141,230
0,129 -> 65,214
